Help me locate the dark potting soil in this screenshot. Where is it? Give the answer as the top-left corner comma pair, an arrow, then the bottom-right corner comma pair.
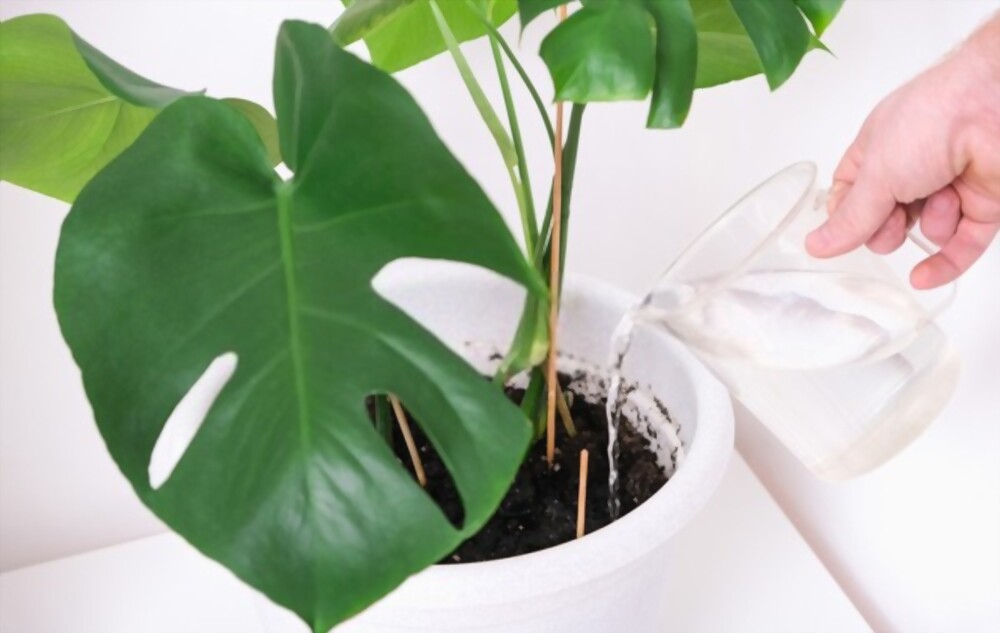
368,372 -> 669,564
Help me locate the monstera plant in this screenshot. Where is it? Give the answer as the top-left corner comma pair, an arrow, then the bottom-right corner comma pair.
0,1 -> 841,631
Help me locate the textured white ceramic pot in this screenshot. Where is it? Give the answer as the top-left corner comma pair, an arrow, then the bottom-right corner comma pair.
256,263 -> 734,633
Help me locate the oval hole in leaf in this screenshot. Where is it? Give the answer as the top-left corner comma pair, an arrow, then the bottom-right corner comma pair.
148,353 -> 238,490
366,393 -> 465,530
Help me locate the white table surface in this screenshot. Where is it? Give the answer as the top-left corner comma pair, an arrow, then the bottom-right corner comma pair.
0,455 -> 870,633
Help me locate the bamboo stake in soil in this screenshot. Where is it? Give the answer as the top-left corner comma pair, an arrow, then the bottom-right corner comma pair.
576,449 -> 589,539
389,394 -> 427,488
546,4 -> 569,468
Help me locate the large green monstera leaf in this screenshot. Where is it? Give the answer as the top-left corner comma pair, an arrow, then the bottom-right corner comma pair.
537,0 -> 697,128
0,13 -> 280,203
55,20 -> 538,633
332,0 -> 518,72
522,0 -> 842,128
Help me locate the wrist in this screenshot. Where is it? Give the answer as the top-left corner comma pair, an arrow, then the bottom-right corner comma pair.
955,14 -> 1000,81
943,16 -> 1000,141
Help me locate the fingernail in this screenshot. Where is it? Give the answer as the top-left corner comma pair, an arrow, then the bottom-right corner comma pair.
910,264 -> 931,289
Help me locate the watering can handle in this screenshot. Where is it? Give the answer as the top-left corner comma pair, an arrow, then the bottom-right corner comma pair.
902,225 -> 958,320
813,188 -> 957,319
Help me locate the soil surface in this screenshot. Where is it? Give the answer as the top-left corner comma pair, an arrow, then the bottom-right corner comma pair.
369,372 -> 669,564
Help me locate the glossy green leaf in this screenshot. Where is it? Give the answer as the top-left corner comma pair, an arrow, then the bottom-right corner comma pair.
531,0 -> 837,127
646,0 -> 698,128
539,1 -> 655,102
221,98 -> 282,167
728,0 -> 811,89
691,0 -> 763,88
331,0 -> 420,43
0,14 -> 187,202
68,28 -> 189,109
333,0 -> 518,72
517,0 -> 570,29
691,0 -> 826,88
794,0 -> 844,36
0,14 -> 280,202
55,20 -> 538,633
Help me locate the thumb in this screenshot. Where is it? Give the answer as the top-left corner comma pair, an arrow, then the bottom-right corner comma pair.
807,169 -> 898,258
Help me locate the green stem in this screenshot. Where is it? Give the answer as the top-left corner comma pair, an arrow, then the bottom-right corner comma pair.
494,104 -> 584,383
520,367 -> 547,438
429,0 -> 534,253
536,103 -> 586,271
554,103 -> 585,286
507,170 -> 533,253
495,106 -> 585,387
489,35 -> 538,255
468,2 -> 555,146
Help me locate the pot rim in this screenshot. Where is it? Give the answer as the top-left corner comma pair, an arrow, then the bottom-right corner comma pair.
376,267 -> 734,606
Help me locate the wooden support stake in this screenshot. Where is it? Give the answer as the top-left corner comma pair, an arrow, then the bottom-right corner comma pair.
546,4 -> 569,468
576,449 -> 589,539
389,394 -> 427,488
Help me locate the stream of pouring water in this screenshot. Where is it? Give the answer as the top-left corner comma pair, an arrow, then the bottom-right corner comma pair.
604,309 -> 640,520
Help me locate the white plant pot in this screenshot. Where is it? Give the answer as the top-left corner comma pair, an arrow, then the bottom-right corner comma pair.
256,263 -> 734,633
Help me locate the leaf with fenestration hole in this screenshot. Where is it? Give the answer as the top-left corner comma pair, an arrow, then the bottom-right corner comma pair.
54,20 -> 539,633
0,14 -> 281,202
728,0 -> 812,90
530,0 -> 836,128
692,0 -> 831,88
333,0 -> 518,72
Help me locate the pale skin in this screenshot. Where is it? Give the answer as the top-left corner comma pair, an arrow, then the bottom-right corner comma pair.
806,14 -> 1000,290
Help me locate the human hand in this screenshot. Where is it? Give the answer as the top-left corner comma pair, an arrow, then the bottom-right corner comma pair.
806,16 -> 1000,289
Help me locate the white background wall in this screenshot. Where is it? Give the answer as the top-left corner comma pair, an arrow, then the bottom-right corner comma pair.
1,1 -> 998,632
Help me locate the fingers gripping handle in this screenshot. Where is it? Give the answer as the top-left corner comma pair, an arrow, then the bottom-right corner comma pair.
812,187 -> 957,319
904,225 -> 958,319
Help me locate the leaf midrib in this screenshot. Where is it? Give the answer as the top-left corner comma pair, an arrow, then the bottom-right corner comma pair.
13,94 -> 118,124
275,181 -> 314,474
276,178 -> 323,609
